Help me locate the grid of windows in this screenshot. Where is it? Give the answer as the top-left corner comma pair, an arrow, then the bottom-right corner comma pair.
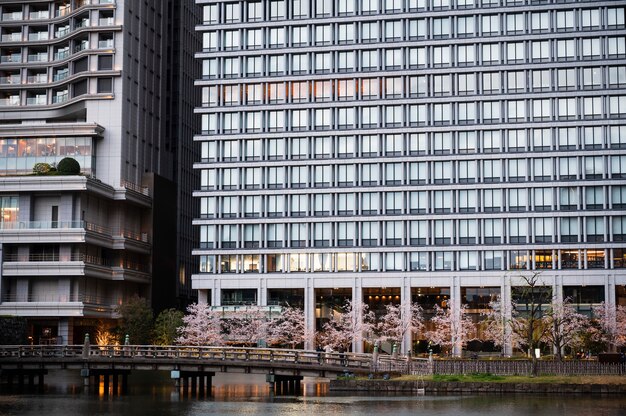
195,2 -> 626,280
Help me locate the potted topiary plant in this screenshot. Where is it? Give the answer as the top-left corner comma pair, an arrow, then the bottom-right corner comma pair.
56,157 -> 81,175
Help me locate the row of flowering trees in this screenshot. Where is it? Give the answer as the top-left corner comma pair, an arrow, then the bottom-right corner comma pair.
176,298 -> 626,358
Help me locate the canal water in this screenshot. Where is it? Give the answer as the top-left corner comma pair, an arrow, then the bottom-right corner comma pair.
0,371 -> 624,416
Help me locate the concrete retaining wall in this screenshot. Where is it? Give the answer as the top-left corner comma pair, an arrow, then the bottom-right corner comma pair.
330,379 -> 626,394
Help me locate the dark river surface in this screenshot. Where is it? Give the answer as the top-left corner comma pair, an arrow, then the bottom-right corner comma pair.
1,371 -> 624,416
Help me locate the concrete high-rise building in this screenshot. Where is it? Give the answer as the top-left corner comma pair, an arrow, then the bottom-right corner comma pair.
193,0 -> 626,353
0,0 -> 197,344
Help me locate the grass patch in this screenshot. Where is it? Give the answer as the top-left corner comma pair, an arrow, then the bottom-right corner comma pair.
394,374 -> 626,385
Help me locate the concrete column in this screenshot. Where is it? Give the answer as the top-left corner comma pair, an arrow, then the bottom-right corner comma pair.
58,318 -> 73,345
451,276 -> 462,357
16,278 -> 29,302
58,278 -> 72,303
304,279 -> 315,350
352,278 -> 363,353
198,290 -> 209,304
59,194 -> 73,223
18,195 -> 31,223
259,279 -> 266,306
212,281 -> 221,306
502,276 -> 513,357
401,277 -> 412,354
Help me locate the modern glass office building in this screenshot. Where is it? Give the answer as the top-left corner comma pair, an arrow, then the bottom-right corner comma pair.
193,0 -> 626,353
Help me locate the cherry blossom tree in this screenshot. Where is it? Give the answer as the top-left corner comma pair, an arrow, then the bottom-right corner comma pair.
481,297 -> 524,354
376,302 -> 424,350
318,299 -> 375,351
592,302 -> 626,351
509,272 -> 552,358
223,306 -> 268,347
266,306 -> 306,349
176,303 -> 224,346
542,297 -> 589,360
424,304 -> 474,356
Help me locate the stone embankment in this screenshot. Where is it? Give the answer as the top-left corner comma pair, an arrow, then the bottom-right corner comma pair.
330,379 -> 626,394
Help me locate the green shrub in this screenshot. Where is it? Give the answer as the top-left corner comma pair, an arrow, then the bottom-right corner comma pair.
33,162 -> 52,175
57,157 -> 81,175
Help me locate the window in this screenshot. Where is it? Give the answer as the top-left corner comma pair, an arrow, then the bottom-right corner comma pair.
533,99 -> 552,121
433,47 -> 450,67
509,218 -> 528,243
338,23 -> 355,44
459,220 -> 477,244
267,224 -> 284,248
385,221 -> 404,246
482,101 -> 501,122
531,41 -> 550,62
560,218 -> 578,243
361,192 -> 380,214
483,160 -> 502,183
434,220 -> 452,245
482,15 -> 500,35
609,66 -> 626,88
361,221 -> 379,246
458,45 -> 475,66
557,68 -> 576,91
225,2 -> 241,23
534,188 -> 553,211
484,189 -> 502,212
509,188 -> 528,211
457,16 -> 474,37
267,195 -> 284,217
586,217 -> 605,242
435,252 -> 454,271
484,219 -> 501,243
409,191 -> 428,214
506,13 -> 525,34
385,20 -> 403,41
556,40 -> 575,61
482,43 -> 500,65
392,75 -> 413,97
361,22 -> 379,43
293,0 -> 309,18
556,10 -> 574,32
560,187 -> 578,210
585,186 -> 604,209
581,9 -> 600,30
248,2 -> 263,22
270,0 -> 286,20
434,190 -> 452,213
292,26 -> 309,46
531,12 -> 549,33
433,17 -> 451,38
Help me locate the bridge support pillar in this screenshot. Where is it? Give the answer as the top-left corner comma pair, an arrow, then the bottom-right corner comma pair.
86,369 -> 131,395
176,371 -> 215,397
267,375 -> 303,396
3,369 -> 47,392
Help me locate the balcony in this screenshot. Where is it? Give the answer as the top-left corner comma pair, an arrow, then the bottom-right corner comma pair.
27,54 -> 48,63
1,34 -> 22,42
27,74 -> 48,84
54,50 -> 71,61
29,11 -> 50,20
1,54 -> 22,64
52,92 -> 69,104
28,32 -> 49,41
0,221 -> 85,230
0,75 -> 21,85
2,12 -> 23,21
26,96 -> 47,105
0,96 -> 20,106
98,17 -> 114,26
55,27 -> 71,38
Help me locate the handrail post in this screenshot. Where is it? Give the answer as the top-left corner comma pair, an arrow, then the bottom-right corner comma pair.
82,333 -> 90,359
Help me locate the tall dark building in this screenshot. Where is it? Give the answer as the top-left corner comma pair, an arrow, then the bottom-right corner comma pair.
0,0 -> 199,343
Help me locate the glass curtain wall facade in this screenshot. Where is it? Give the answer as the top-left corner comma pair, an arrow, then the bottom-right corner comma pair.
193,0 -> 626,353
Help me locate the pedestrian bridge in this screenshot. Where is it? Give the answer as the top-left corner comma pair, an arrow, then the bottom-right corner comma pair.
0,345 -> 428,394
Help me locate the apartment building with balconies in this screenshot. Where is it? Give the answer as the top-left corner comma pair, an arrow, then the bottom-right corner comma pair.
0,0 -> 193,344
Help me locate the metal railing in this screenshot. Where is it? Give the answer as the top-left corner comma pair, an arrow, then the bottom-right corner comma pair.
1,293 -> 116,305
121,180 -> 151,197
0,345 -> 382,373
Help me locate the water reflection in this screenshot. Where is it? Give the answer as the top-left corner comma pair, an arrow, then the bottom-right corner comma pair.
0,371 -> 624,416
